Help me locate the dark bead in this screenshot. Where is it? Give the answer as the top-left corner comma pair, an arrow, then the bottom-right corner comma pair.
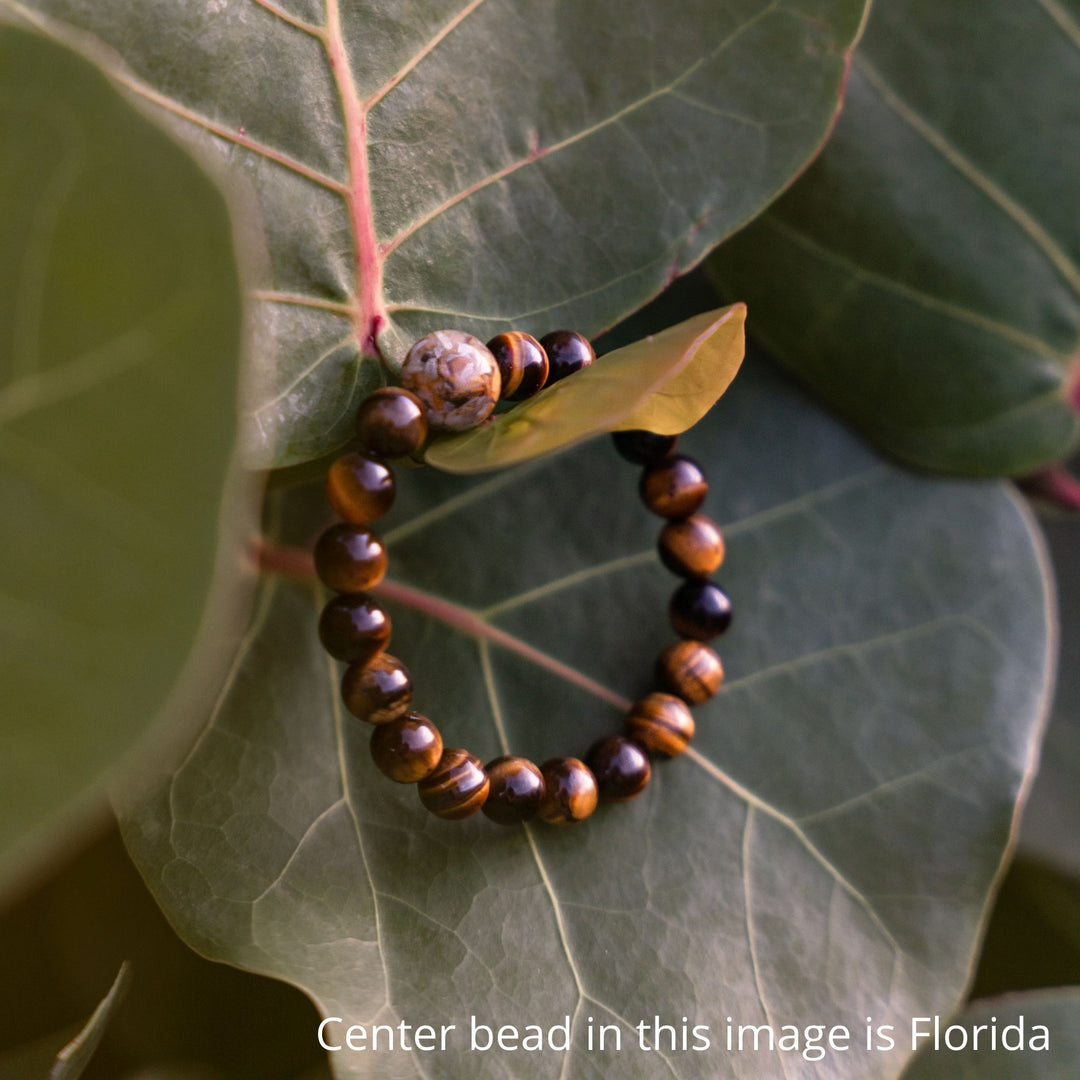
537,757 -> 598,825
482,755 -> 545,825
626,692 -> 695,759
612,429 -> 678,465
586,736 -> 651,802
656,640 -> 724,705
314,523 -> 388,593
318,593 -> 391,663
669,581 -> 732,641
487,331 -> 549,401
658,515 -> 725,579
341,653 -> 412,724
418,748 -> 490,819
539,330 -> 595,384
370,713 -> 442,783
326,451 -> 395,524
639,454 -> 707,519
355,387 -> 428,458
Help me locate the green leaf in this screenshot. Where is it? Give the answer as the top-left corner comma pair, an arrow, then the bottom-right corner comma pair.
7,0 -> 870,468
51,965 -> 129,1080
0,27 -> 251,895
425,305 -> 745,472
708,0 -> 1080,477
119,359 -> 1053,1080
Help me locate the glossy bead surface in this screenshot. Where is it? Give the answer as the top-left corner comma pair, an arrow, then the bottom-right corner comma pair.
400,330 -> 501,430
612,429 -> 678,465
670,581 -> 733,641
658,515 -> 725,578
314,523 -> 387,593
537,757 -> 598,825
586,736 -> 651,802
318,593 -> 392,663
539,330 -> 595,384
626,692 -> 695,759
355,387 -> 428,457
487,331 -> 549,401
418,748 -> 490,819
370,713 -> 442,783
482,755 -> 545,825
639,454 -> 707,519
656,640 -> 724,705
326,452 -> 395,524
341,653 -> 412,724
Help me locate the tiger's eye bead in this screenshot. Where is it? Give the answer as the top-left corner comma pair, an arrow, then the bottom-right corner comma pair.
341,653 -> 412,724
400,330 -> 501,431
586,736 -> 651,802
639,454 -> 707,519
487,331 -> 549,401
539,330 -> 595,384
418,748 -> 490,819
355,387 -> 428,457
626,692 -> 695,759
670,581 -> 733,641
482,755 -> 545,825
658,515 -> 725,579
314,523 -> 388,593
656,640 -> 724,705
326,452 -> 395,524
537,757 -> 598,825
370,713 -> 443,783
318,593 -> 392,663
612,429 -> 678,465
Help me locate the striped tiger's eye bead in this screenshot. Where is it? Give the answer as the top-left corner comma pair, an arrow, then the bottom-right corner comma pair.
482,755 -> 545,825
326,452 -> 395,524
318,593 -> 392,664
370,713 -> 442,783
419,749 -> 490,819
612,429 -> 678,465
656,640 -> 724,705
314,523 -> 387,593
639,454 -> 707,519
626,692 -> 695,759
670,581 -> 733,641
540,330 -> 595,384
487,331 -> 549,401
586,736 -> 651,802
341,653 -> 412,724
658,515 -> 725,579
355,387 -> 428,458
537,757 -> 598,825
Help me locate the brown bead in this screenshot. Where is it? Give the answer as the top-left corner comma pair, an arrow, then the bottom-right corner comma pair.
670,581 -> 733,641
355,387 -> 428,458
487,331 -> 549,400
639,454 -> 707,519
612,429 -> 678,465
341,653 -> 412,724
586,736 -> 651,802
314,523 -> 388,593
418,748 -> 490,819
626,692 -> 695,759
318,593 -> 391,663
656,640 -> 724,705
658,515 -> 725,578
370,713 -> 442,783
537,757 -> 598,825
482,755 -> 545,825
539,330 -> 595,383
326,452 -> 395,524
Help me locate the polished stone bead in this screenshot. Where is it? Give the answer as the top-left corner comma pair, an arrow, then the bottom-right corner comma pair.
658,514 -> 725,578
626,692 -> 695,759
370,713 -> 443,783
639,454 -> 707,519
669,581 -> 732,641
482,755 -> 545,825
314,523 -> 387,594
586,735 -> 651,802
487,331 -> 549,400
400,330 -> 501,430
539,330 -> 595,383
537,757 -> 598,825
656,640 -> 724,705
418,748 -> 490,819
612,429 -> 678,465
317,593 -> 392,663
341,653 -> 412,724
326,452 -> 395,524
355,387 -> 428,457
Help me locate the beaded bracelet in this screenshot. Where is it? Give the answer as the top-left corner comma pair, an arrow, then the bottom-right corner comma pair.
313,327 -> 732,826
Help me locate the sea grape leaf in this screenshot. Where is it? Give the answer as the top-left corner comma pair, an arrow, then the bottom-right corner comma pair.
5,0 -> 869,468
0,27 -> 252,897
425,305 -> 745,472
119,359 -> 1054,1080
707,0 -> 1080,477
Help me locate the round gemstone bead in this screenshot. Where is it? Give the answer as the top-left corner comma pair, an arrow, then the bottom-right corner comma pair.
539,330 -> 595,383
355,387 -> 428,457
537,757 -> 598,825
487,331 -> 549,401
341,653 -> 412,724
400,330 -> 501,431
658,515 -> 725,579
656,640 -> 724,705
625,692 -> 695,759
586,736 -> 651,802
314,523 -> 387,593
326,452 -> 395,524
639,454 -> 707,519
482,755 -> 545,825
370,713 -> 443,783
669,581 -> 733,641
418,748 -> 490,819
318,593 -> 391,664
612,429 -> 678,465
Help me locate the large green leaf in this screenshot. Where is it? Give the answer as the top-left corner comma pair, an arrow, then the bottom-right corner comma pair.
0,27 -> 251,896
119,360 -> 1053,1079
708,0 -> 1080,477
6,0 -> 869,468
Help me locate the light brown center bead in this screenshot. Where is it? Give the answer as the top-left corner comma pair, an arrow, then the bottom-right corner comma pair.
341,653 -> 413,724
537,757 -> 598,825
326,452 -> 395,524
418,748 -> 490,819
658,515 -> 725,578
625,693 -> 695,759
639,455 -> 708,520
400,330 -> 501,431
482,756 -> 545,825
656,640 -> 724,705
370,713 -> 443,783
